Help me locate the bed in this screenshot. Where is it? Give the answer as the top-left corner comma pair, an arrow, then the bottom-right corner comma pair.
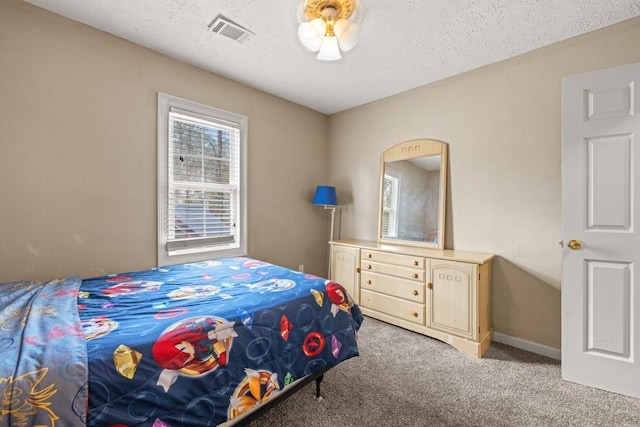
0,256 -> 363,426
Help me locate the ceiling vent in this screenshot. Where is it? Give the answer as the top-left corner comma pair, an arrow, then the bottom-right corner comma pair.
208,15 -> 254,44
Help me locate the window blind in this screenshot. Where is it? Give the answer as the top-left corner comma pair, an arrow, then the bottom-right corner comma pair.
166,109 -> 240,252
382,174 -> 399,237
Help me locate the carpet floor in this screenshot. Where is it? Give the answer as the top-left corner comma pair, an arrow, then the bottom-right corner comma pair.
248,316 -> 640,426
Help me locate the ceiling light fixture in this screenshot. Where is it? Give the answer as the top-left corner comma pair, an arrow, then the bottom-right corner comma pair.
297,0 -> 363,61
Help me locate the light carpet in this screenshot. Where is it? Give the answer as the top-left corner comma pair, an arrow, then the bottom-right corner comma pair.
248,316 -> 640,426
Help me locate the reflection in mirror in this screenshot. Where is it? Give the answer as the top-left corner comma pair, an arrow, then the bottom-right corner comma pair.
382,156 -> 441,242
378,139 -> 447,249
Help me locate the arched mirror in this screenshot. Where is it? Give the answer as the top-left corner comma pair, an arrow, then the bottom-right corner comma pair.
377,139 -> 448,249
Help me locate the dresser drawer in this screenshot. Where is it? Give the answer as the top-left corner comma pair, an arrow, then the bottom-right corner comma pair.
361,250 -> 425,269
361,271 -> 425,303
361,260 -> 424,281
361,289 -> 424,324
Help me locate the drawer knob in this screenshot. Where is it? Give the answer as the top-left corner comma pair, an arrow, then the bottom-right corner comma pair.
414,260 -> 419,266
368,253 -> 372,258
427,282 -> 433,289
367,265 -> 372,270
411,311 -> 419,318
367,280 -> 372,285
412,273 -> 419,279
412,290 -> 419,296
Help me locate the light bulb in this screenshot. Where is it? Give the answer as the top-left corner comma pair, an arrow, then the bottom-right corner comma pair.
316,36 -> 342,61
334,19 -> 359,52
298,18 -> 326,51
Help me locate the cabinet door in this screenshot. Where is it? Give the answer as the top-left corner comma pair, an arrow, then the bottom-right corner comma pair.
428,260 -> 477,339
330,245 -> 360,304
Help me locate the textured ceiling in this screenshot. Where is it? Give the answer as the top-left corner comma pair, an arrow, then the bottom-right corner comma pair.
23,0 -> 640,114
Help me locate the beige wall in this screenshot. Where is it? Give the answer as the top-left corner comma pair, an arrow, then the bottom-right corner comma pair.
3,0 -> 640,351
0,0 -> 330,282
328,17 -> 640,349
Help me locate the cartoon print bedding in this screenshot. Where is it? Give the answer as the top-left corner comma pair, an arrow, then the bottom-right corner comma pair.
0,257 -> 363,426
0,276 -> 87,427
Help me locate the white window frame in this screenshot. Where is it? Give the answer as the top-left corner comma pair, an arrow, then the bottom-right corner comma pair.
157,93 -> 247,266
382,173 -> 399,238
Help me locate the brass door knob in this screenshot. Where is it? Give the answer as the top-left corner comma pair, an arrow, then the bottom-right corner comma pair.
567,239 -> 582,250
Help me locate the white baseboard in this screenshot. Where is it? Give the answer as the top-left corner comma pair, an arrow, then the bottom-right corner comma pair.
493,332 -> 561,360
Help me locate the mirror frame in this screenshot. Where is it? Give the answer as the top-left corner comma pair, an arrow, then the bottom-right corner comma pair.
377,138 -> 448,249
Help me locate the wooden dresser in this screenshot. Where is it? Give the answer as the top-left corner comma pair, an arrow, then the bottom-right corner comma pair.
330,239 -> 494,357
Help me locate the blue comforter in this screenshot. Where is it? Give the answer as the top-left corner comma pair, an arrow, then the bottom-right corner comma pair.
0,277 -> 88,427
78,257 -> 363,426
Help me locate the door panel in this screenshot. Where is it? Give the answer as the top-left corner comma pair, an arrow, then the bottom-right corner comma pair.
587,135 -> 631,229
562,61 -> 640,398
586,261 -> 631,359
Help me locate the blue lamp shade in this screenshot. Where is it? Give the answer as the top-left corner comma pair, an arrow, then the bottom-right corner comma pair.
312,185 -> 338,206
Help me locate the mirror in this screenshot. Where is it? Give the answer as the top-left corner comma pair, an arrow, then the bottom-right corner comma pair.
378,139 -> 448,249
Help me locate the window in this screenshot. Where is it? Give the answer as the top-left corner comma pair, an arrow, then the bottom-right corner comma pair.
382,174 -> 399,237
157,93 -> 247,266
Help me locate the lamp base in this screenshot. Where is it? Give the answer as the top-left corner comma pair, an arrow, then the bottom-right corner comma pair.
325,205 -> 336,278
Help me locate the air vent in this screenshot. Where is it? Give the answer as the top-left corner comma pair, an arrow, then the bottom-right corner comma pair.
208,15 -> 254,43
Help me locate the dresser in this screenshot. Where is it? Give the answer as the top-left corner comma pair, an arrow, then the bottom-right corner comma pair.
330,239 -> 494,357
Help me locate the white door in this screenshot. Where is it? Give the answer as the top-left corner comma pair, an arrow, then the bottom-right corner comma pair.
562,61 -> 640,398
